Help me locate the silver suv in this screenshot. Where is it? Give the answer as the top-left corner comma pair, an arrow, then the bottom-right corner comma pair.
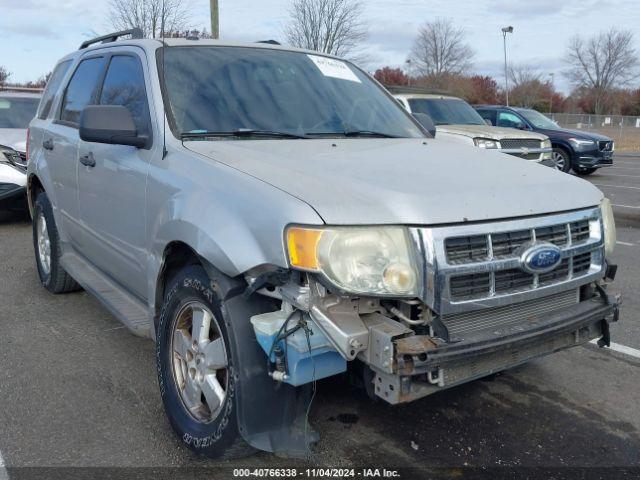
27,30 -> 620,459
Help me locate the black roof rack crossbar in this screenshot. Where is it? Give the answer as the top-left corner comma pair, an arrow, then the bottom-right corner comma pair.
79,28 -> 144,50
256,40 -> 281,45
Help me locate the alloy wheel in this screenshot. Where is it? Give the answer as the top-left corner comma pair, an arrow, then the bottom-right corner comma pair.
552,151 -> 566,171
36,212 -> 51,276
171,301 -> 229,423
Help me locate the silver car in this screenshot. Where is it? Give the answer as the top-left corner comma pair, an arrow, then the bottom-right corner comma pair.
27,30 -> 620,458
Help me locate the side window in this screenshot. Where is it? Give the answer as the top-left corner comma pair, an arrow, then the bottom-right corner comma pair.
37,60 -> 72,120
497,111 -> 526,129
477,109 -> 496,126
60,57 -> 107,126
99,55 -> 151,137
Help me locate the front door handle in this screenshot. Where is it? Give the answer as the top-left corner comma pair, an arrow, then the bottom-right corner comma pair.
79,152 -> 96,168
43,138 -> 54,151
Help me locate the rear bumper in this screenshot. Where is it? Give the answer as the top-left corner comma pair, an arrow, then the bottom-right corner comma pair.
373,291 -> 619,404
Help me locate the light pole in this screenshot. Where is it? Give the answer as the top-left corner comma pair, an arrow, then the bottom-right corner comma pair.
210,0 -> 219,39
405,59 -> 412,86
501,26 -> 513,106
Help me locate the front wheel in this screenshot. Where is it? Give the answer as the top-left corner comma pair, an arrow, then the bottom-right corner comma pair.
552,147 -> 572,173
156,265 -> 253,459
573,166 -> 598,176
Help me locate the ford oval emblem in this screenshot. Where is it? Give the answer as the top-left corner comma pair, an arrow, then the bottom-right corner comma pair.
521,244 -> 562,274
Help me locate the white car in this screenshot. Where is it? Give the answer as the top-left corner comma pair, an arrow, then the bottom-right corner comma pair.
394,92 -> 554,166
0,90 -> 41,210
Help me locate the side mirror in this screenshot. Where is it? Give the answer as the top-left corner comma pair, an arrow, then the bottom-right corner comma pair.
412,113 -> 437,138
79,105 -> 147,148
484,119 -> 493,126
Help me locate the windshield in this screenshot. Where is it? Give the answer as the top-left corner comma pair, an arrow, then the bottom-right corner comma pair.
408,98 -> 485,126
517,108 -> 558,129
161,46 -> 424,139
0,96 -> 40,129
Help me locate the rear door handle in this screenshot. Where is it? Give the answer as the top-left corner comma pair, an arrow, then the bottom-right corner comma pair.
79,152 -> 96,168
43,138 -> 54,151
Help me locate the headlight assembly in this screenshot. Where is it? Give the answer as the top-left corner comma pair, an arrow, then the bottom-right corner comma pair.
542,139 -> 552,149
569,138 -> 596,150
474,138 -> 500,149
286,226 -> 420,296
600,198 -> 616,256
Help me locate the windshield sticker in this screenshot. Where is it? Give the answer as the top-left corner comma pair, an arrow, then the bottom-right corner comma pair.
307,55 -> 361,83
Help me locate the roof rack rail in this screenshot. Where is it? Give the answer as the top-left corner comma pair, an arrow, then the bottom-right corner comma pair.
79,28 -> 144,50
257,40 -> 281,45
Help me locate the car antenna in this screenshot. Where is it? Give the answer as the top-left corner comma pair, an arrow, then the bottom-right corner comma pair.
161,0 -> 168,159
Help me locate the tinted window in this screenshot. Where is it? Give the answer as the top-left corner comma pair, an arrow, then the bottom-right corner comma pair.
0,97 -> 40,128
100,55 -> 151,136
162,46 -> 423,139
516,108 -> 559,129
37,60 -> 72,120
408,98 -> 485,126
60,57 -> 106,125
497,111 -> 526,129
476,109 -> 496,126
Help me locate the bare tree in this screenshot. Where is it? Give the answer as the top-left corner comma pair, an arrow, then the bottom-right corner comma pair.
409,18 -> 474,79
0,66 -> 10,86
108,0 -> 190,39
284,0 -> 368,60
564,28 -> 639,114
508,64 -> 545,107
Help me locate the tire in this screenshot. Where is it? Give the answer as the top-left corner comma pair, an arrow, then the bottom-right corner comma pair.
552,147 -> 572,173
33,192 -> 80,293
156,265 -> 254,459
573,166 -> 597,176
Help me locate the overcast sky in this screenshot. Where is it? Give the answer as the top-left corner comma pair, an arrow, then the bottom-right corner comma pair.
1,0 -> 639,93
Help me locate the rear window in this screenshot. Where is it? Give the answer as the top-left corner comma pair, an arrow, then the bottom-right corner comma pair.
37,60 -> 72,120
0,97 -> 40,128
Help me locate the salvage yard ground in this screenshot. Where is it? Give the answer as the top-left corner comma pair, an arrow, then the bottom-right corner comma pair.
0,157 -> 638,475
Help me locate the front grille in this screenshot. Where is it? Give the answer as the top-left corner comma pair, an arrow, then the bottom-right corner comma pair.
446,219 -> 591,265
500,138 -> 542,149
599,141 -> 613,151
494,268 -> 532,293
449,252 -> 592,301
442,289 -> 579,339
573,252 -> 591,275
445,235 -> 489,264
571,220 -> 590,243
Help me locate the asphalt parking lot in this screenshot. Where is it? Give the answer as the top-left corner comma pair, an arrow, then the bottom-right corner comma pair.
583,155 -> 640,228
0,159 -> 638,476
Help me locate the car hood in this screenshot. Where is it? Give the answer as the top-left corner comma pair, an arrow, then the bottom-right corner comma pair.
437,124 -> 548,141
0,128 -> 27,152
536,127 -> 611,142
185,138 -> 603,225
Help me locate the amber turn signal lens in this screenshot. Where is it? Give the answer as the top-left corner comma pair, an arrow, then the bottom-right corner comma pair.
287,227 -> 323,270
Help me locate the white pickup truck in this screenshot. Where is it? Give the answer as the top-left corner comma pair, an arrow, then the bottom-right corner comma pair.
394,91 -> 554,166
0,90 -> 41,210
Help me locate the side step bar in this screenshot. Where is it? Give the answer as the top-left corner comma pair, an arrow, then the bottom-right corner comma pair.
61,251 -> 153,338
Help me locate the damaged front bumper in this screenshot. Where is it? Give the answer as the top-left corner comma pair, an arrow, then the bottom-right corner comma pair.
367,291 -> 619,404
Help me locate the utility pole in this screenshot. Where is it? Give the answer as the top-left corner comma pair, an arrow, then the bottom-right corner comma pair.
210,0 -> 219,39
501,26 -> 513,106
549,72 -> 555,115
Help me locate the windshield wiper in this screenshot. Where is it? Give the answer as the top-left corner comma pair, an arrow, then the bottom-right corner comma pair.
181,129 -> 309,140
306,130 -> 400,138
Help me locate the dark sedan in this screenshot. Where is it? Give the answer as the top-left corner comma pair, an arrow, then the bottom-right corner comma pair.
474,105 -> 614,175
